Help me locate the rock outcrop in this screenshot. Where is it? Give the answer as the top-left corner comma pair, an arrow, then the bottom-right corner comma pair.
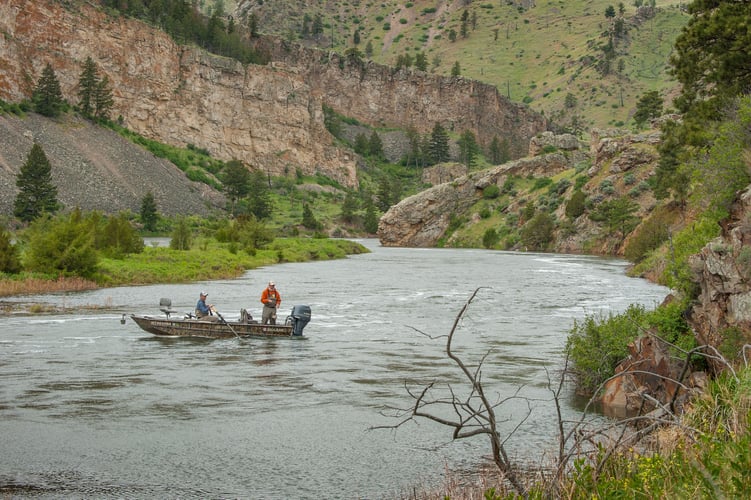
378,153 -> 571,247
687,183 -> 751,374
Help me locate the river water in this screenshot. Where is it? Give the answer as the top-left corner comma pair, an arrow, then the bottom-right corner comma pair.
0,240 -> 668,499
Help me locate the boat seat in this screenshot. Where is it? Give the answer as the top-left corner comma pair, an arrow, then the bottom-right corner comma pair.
159,298 -> 178,318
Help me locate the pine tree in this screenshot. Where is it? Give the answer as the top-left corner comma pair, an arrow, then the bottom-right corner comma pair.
14,143 -> 59,222
33,63 -> 65,117
78,56 -> 98,117
458,130 -> 479,168
140,191 -> 159,232
428,122 -> 450,164
94,75 -> 114,120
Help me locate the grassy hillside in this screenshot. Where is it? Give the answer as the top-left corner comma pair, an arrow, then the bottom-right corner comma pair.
227,0 -> 688,133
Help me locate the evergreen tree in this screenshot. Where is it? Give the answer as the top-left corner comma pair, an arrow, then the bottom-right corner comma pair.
451,61 -> 461,76
14,143 -> 59,222
671,0 -> 751,126
247,170 -> 272,219
301,203 -> 322,230
78,56 -> 98,117
33,63 -> 65,117
368,131 -> 384,159
221,160 -> 250,214
428,122 -> 450,164
93,75 -> 114,120
354,133 -> 369,155
458,130 -> 479,168
363,199 -> 379,234
140,191 -> 159,232
633,90 -> 662,127
415,52 -> 428,72
247,12 -> 259,38
340,190 -> 360,223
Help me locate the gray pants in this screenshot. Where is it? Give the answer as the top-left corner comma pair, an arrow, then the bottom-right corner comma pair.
262,305 -> 277,325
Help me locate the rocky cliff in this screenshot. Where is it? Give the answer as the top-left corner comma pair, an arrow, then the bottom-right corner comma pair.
0,0 -> 547,203
0,0 -> 356,188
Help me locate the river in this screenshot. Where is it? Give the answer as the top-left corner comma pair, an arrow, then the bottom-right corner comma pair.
0,239 -> 669,499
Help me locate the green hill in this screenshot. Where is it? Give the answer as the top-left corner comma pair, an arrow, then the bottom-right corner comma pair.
227,0 -> 688,133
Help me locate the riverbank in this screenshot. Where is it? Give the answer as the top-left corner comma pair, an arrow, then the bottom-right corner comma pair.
0,237 -> 368,309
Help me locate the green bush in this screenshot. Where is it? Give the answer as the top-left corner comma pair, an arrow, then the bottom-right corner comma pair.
520,212 -> 555,251
0,226 -> 21,274
623,207 -> 673,263
566,304 -> 649,395
24,212 -> 99,278
565,190 -> 586,219
483,184 -> 501,199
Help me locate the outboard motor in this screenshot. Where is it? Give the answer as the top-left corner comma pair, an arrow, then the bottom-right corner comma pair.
288,304 -> 311,336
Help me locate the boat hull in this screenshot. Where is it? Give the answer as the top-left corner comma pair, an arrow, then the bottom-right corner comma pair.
130,315 -> 303,339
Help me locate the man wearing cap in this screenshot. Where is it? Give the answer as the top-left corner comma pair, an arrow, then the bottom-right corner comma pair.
195,291 -> 219,321
260,281 -> 281,325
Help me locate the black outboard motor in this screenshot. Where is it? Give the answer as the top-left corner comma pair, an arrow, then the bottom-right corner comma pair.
287,305 -> 311,336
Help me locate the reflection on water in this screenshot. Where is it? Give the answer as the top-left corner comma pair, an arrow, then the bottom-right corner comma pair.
0,240 -> 669,498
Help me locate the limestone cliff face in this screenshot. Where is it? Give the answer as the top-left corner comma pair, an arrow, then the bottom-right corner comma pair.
0,0 -> 356,187
253,38 -> 547,159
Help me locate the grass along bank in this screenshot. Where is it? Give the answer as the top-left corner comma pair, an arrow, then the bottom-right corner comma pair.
0,238 -> 368,297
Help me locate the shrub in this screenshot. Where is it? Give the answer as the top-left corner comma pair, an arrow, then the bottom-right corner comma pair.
623,206 -> 673,263
24,212 -> 99,278
520,212 -> 555,251
483,184 -> 501,199
170,218 -> 193,250
0,227 -> 21,274
482,228 -> 499,248
566,190 -> 587,219
566,304 -> 649,395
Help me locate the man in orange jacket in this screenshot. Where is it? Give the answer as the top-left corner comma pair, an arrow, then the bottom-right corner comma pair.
260,281 -> 281,325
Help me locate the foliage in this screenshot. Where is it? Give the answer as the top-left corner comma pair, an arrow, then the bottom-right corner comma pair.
13,143 -> 59,222
588,197 -> 640,240
565,367 -> 751,499
566,304 -> 649,395
428,122 -> 450,164
103,0 -> 266,65
482,184 -> 500,200
623,204 -> 674,263
691,96 -> 751,216
170,217 -> 193,250
214,215 -> 273,252
482,227 -> 499,249
565,189 -> 586,219
0,226 -> 21,274
457,130 -> 480,168
97,212 -> 144,258
671,0 -> 751,126
633,90 -> 662,126
520,211 -> 554,251
32,63 -> 65,117
302,203 -> 322,230
139,191 -> 159,232
662,216 -> 720,298
78,56 -> 98,117
23,211 -> 99,278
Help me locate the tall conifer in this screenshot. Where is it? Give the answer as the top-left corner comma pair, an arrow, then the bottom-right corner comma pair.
14,143 -> 59,222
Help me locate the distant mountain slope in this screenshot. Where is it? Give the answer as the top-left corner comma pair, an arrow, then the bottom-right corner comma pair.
234,0 -> 688,132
